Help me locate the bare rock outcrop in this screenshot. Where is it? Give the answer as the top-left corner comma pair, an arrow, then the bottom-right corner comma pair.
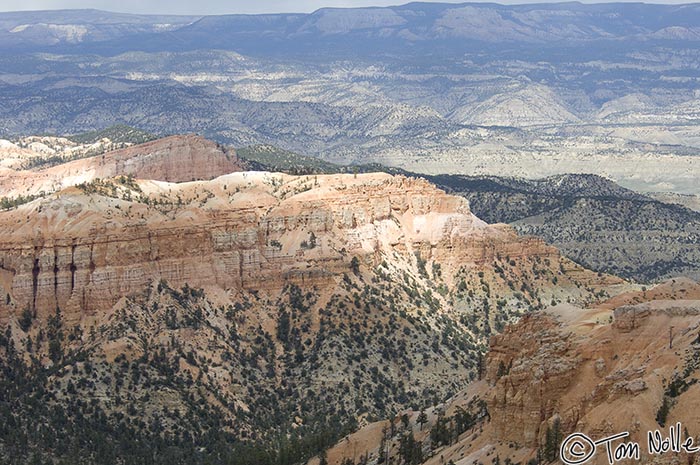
486,314 -> 578,446
0,171 -> 612,326
481,294 -> 700,464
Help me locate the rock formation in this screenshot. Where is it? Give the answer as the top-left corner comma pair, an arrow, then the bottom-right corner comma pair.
0,170 -> 611,324
0,134 -> 244,199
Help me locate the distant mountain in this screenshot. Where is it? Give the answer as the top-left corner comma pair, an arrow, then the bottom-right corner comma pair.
4,3 -> 700,55
440,174 -> 700,283
0,9 -> 197,48
449,84 -> 580,127
1,3 -> 699,194
432,173 -> 649,223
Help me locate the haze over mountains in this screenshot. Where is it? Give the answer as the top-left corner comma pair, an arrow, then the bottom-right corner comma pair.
1,2 -> 700,193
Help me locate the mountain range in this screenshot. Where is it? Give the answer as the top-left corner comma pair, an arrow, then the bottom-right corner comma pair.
0,3 -> 699,194
3,4 -> 700,52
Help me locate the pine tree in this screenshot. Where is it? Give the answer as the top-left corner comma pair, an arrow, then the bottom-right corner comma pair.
378,426 -> 388,463
417,410 -> 428,431
19,307 -> 33,332
399,432 -> 422,465
350,256 -> 361,275
656,396 -> 671,426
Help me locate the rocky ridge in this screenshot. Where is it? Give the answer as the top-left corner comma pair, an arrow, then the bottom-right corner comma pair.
0,134 -> 244,199
0,170 -> 613,326
236,146 -> 700,284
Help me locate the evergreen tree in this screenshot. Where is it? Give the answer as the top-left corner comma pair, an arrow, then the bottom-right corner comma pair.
430,413 -> 451,448
19,307 -> 33,332
399,432 -> 422,465
656,396 -> 671,426
417,410 -> 428,431
350,256 -> 361,275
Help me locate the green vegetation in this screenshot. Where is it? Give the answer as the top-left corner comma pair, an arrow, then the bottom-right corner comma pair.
0,187 -> 606,464
76,176 -> 153,206
656,396 -> 672,427
18,308 -> 33,332
437,174 -> 700,284
300,232 -> 317,249
237,144 -> 407,177
656,344 -> 700,427
0,193 -> 43,210
237,145 -> 345,175
0,283 -> 358,465
543,418 -> 562,462
68,125 -> 157,146
1,243 -> 558,464
428,399 -> 487,451
398,431 -> 422,465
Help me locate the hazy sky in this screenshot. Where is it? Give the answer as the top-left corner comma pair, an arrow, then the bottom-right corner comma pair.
0,0 -> 692,15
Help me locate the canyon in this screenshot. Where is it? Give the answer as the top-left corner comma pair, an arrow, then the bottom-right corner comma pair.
0,135 -> 630,464
0,3 -> 699,464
